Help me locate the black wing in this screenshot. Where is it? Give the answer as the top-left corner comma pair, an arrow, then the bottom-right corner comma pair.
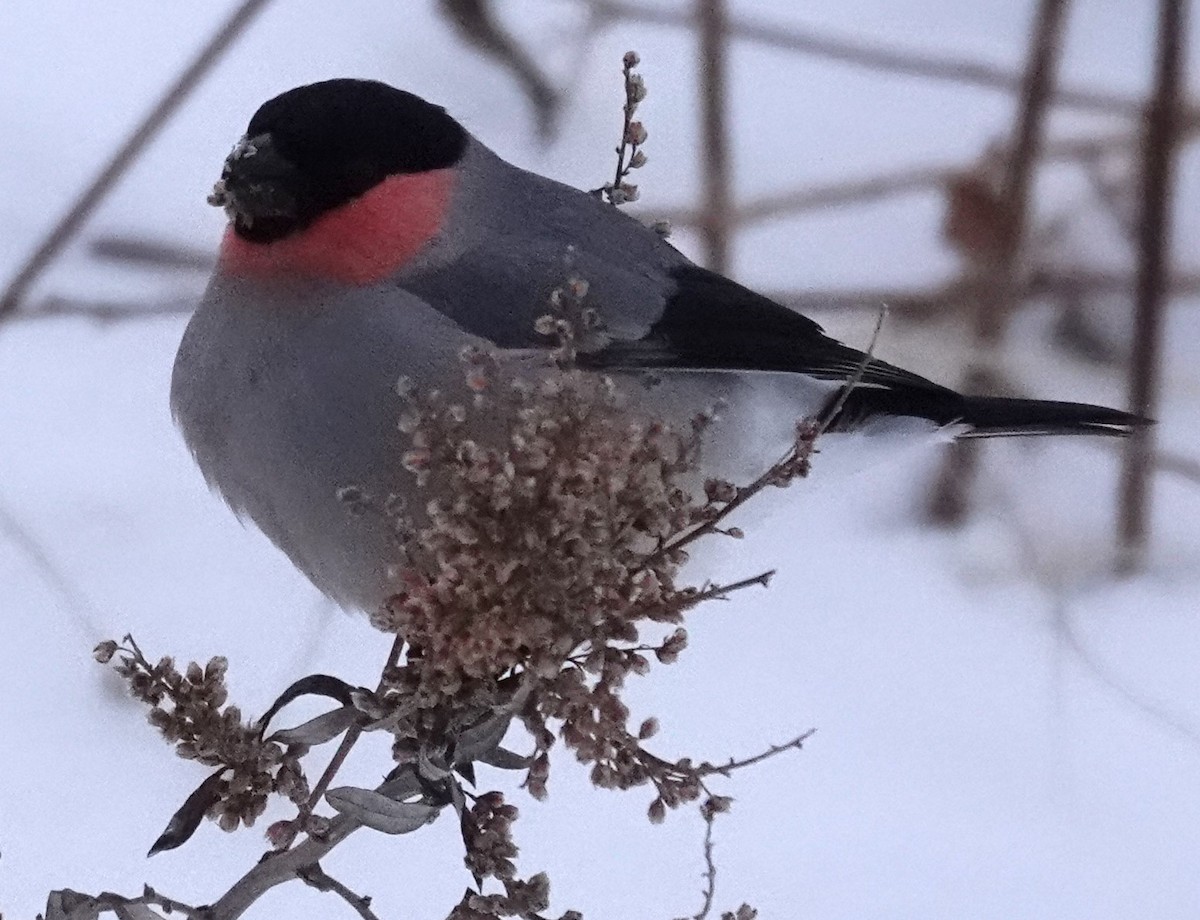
581,265 -> 953,395
584,266 -> 1145,437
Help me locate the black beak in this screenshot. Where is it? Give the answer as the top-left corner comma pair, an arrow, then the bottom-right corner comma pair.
208,133 -> 302,229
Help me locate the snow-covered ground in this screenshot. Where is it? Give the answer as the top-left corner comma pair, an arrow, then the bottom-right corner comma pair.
1,2 -> 1198,918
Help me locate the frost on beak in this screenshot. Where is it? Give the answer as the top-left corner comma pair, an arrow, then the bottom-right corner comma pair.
206,178 -> 241,223
206,133 -> 293,230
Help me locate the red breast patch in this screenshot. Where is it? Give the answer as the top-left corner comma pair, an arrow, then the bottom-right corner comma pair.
218,168 -> 457,285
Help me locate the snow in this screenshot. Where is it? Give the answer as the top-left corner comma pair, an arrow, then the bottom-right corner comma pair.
1,2 -> 1198,918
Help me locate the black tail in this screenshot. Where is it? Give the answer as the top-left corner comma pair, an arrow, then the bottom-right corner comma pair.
827,388 -> 1148,438
954,394 -> 1148,438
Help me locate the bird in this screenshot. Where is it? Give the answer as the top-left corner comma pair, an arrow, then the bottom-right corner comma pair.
172,78 -> 1144,613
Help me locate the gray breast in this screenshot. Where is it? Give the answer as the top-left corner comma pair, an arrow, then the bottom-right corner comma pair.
171,275 -> 486,611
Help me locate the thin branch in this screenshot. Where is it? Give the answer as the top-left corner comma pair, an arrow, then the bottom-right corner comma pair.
13,295 -> 197,324
578,0 -> 1154,117
684,570 -> 776,607
1118,0 -> 1188,572
1052,597 -> 1200,746
652,309 -> 885,565
298,865 -> 381,920
692,808 -> 718,920
994,483 -> 1200,748
299,634 -> 405,821
88,886 -> 206,920
207,770 -> 425,920
815,306 -> 888,432
698,731 -> 816,779
437,0 -> 561,139
596,50 -> 649,204
136,887 -> 208,920
0,0 -> 272,322
89,234 -> 215,272
0,491 -> 105,640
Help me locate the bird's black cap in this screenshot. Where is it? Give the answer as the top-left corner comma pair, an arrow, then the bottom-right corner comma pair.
214,79 -> 468,243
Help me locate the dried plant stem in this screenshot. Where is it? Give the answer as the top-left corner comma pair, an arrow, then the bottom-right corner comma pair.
686,571 -> 776,606
610,55 -> 643,196
300,634 -> 405,820
699,731 -> 817,778
199,768 -> 429,920
693,810 -> 719,920
0,0 -> 272,322
1117,0 -> 1188,572
653,307 -> 885,565
303,724 -> 364,818
815,306 -> 888,431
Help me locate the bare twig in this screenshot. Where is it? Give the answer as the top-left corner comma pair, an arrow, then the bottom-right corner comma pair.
995,490 -> 1200,748
15,295 -> 197,324
815,306 -> 888,432
299,634 -> 405,821
1052,597 -> 1200,745
89,234 -> 215,272
682,732 -> 814,920
577,0 -> 1155,117
134,886 -> 207,920
0,492 -> 105,640
598,51 -> 649,205
684,570 -> 776,608
298,865 -> 381,920
0,0 -> 272,322
1117,0 -> 1188,573
929,0 -> 1072,526
651,309 -> 885,565
207,769 -> 427,920
698,731 -> 816,779
697,0 -> 732,273
693,807 -> 719,920
438,0 -> 561,139
68,886 -> 207,920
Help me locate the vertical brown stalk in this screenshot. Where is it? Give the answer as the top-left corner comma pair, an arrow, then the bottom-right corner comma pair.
697,0 -> 732,274
928,0 -> 1072,525
1117,0 -> 1188,572
0,0 -> 274,322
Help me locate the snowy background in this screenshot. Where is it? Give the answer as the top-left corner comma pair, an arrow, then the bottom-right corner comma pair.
1,1 -> 1199,918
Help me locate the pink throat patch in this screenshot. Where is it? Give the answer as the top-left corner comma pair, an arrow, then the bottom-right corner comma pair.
218,169 -> 457,285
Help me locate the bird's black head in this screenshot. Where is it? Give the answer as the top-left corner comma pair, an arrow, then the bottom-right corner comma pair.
210,79 -> 468,243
